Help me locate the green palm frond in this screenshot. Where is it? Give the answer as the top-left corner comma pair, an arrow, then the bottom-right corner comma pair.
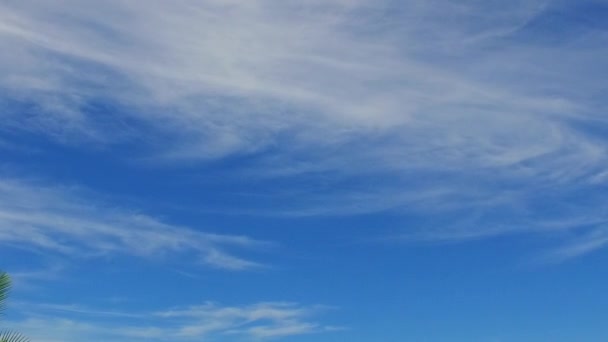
0,330 -> 29,342
0,272 -> 29,342
0,272 -> 11,312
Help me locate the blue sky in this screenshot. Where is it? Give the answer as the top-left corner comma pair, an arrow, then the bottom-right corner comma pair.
1,0 -> 608,341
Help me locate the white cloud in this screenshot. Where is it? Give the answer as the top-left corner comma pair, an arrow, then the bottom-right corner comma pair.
162,302 -> 335,339
0,0 -> 595,161
0,178 -> 269,270
0,0 -> 604,190
10,301 -> 338,341
0,1 -> 607,258
536,227 -> 608,264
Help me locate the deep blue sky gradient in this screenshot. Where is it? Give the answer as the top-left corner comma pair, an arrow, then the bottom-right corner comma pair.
1,1 -> 608,341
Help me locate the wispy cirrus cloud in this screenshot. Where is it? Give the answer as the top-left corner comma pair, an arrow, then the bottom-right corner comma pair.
159,301 -> 340,339
1,0 -> 605,187
10,301 -> 339,342
534,226 -> 608,264
0,0 -> 594,158
1,0 -> 608,260
0,178 -> 270,270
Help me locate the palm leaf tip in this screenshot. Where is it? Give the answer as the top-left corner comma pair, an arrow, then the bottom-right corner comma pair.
0,272 -> 11,311
0,330 -> 30,342
0,272 -> 28,342
0,272 -> 10,296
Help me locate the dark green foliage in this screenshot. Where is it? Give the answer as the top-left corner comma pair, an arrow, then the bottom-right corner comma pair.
0,331 -> 29,342
0,272 -> 29,342
0,273 -> 10,313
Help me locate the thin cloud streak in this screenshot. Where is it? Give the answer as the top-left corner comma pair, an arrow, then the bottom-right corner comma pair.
10,301 -> 339,342
536,226 -> 608,264
0,178 -> 270,270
